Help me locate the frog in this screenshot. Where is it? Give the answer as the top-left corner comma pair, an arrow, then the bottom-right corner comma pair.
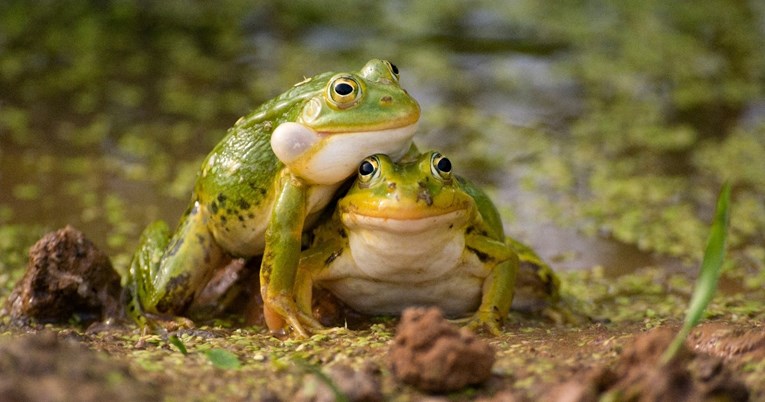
125,59 -> 421,337
295,152 -> 560,335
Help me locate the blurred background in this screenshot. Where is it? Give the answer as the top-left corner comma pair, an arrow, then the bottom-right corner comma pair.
1,0 -> 763,287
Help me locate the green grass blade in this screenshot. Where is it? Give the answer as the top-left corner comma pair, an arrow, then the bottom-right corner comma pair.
168,334 -> 188,355
661,182 -> 731,364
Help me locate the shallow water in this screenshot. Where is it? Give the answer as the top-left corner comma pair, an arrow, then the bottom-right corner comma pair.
1,1 -> 763,279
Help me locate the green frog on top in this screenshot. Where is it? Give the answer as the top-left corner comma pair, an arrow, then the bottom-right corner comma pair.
295,152 -> 560,334
126,59 -> 421,337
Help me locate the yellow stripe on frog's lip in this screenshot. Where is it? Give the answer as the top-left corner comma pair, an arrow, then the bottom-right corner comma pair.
314,116 -> 420,135
340,209 -> 469,233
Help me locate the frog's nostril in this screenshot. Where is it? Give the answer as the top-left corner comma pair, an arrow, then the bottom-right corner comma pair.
380,95 -> 393,104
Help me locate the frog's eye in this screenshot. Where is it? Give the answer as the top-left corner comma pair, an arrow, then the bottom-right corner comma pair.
430,153 -> 452,181
328,76 -> 362,108
384,60 -> 400,82
358,156 -> 380,184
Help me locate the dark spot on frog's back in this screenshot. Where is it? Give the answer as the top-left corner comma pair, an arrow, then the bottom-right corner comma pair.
237,199 -> 250,210
156,273 -> 193,313
248,183 -> 267,197
210,201 -> 219,214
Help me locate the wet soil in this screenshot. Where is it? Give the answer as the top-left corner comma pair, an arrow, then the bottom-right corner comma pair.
545,326 -> 749,401
0,331 -> 159,402
2,228 -> 764,401
1,315 -> 763,401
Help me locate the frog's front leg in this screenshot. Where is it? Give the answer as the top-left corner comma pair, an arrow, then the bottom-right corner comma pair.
260,173 -> 324,338
464,234 -> 519,335
294,231 -> 347,326
127,201 -> 228,325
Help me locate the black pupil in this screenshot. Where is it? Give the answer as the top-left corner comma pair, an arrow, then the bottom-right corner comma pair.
335,82 -> 354,96
436,157 -> 452,173
359,161 -> 375,176
390,63 -> 399,75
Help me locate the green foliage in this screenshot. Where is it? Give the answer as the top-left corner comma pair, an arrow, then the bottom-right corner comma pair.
168,335 -> 188,355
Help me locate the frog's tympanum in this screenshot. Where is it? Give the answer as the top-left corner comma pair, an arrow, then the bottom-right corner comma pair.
295,152 -> 559,335
126,60 -> 420,337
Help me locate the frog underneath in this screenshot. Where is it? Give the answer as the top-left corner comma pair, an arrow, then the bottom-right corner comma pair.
295,152 -> 559,334
126,60 -> 420,337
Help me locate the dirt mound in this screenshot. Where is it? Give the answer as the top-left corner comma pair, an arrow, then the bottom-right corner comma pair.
296,363 -> 382,402
388,307 -> 495,392
6,226 -> 122,325
0,331 -> 159,402
690,321 -> 765,361
546,326 -> 749,401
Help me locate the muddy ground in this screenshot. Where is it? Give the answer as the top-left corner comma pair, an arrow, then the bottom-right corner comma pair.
1,227 -> 763,401
1,316 -> 762,401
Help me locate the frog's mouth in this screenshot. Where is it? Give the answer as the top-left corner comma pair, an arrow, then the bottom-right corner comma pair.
271,122 -> 418,185
341,209 -> 468,233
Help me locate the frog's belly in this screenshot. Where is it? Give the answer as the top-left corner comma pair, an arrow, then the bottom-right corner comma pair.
321,272 -> 484,316
317,225 -> 490,316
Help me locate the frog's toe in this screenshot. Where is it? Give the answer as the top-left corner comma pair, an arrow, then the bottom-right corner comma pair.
297,311 -> 326,333
464,312 -> 504,336
264,297 -> 325,339
280,313 -> 326,339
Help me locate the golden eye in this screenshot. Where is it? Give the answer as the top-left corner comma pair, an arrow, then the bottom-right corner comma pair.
358,156 -> 380,183
384,60 -> 400,81
430,153 -> 452,181
327,76 -> 361,108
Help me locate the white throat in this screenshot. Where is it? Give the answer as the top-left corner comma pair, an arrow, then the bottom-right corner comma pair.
271,122 -> 418,185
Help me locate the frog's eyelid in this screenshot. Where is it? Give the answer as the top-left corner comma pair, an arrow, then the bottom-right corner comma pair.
384,60 -> 400,81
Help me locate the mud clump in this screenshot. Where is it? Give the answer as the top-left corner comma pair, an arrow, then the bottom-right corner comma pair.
546,326 -> 749,402
690,321 -> 765,361
0,331 -> 159,401
388,307 -> 495,393
6,226 -> 122,325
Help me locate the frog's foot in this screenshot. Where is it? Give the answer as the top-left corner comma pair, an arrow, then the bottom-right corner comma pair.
263,296 -> 326,338
462,310 -> 504,336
